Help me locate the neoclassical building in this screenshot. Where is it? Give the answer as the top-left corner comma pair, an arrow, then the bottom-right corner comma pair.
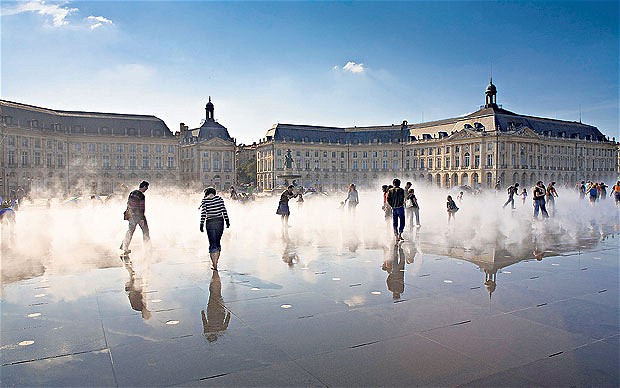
256,81 -> 618,191
178,98 -> 236,191
0,100 -> 179,198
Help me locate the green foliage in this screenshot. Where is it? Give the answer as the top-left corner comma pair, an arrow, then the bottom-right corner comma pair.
236,157 -> 257,185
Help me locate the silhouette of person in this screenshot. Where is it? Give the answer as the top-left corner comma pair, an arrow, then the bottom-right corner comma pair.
201,270 -> 230,342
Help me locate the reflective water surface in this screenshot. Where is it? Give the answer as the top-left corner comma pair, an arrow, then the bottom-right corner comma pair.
1,201 -> 619,387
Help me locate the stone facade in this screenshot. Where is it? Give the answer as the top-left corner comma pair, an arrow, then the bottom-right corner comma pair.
0,100 -> 179,198
256,81 -> 618,191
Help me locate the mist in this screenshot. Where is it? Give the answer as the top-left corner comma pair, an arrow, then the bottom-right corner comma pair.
2,182 -> 619,296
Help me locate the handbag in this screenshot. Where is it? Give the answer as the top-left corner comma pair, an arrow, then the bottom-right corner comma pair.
123,209 -> 131,220
405,198 -> 414,208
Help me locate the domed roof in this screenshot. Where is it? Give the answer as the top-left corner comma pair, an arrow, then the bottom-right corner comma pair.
486,81 -> 497,94
206,97 -> 214,109
198,120 -> 233,141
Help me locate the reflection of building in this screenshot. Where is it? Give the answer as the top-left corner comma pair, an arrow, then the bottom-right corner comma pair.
1,100 -> 178,197
256,80 -> 618,191
178,98 -> 237,191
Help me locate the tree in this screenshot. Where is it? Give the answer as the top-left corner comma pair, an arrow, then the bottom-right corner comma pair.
236,157 -> 257,186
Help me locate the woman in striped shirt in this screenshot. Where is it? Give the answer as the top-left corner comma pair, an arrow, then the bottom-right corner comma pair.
199,187 -> 230,270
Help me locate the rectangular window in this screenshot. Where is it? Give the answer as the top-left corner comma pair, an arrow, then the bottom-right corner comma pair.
34,151 -> 41,166
116,155 -> 124,168
142,156 -> 149,169
155,156 -> 162,169
102,144 -> 110,153
130,144 -> 137,153
393,151 -> 398,157
393,160 -> 399,170
8,150 -> 15,165
22,138 -> 29,147
130,155 -> 137,168
34,138 -> 41,148
142,145 -> 149,153
74,143 -> 81,151
427,158 -> 432,169
168,146 -> 175,154
46,153 -> 53,167
352,161 -> 358,171
445,157 -> 450,169
373,151 -> 378,157
352,151 -> 358,158
21,151 -> 29,166
168,157 -> 174,168
88,143 -> 96,152
103,155 -> 110,168
47,140 -> 53,149
117,144 -> 123,153
57,154 -> 64,167
213,159 -> 221,171
382,160 -> 388,170
487,154 -> 493,167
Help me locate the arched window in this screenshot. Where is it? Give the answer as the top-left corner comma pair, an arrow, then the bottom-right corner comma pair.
464,152 -> 470,168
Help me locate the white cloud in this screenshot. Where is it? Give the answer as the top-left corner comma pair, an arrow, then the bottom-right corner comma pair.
1,1 -> 77,27
87,15 -> 113,30
1,1 -> 113,30
342,61 -> 365,74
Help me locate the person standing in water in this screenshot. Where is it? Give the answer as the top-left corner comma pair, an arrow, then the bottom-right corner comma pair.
276,185 -> 299,228
387,178 -> 406,242
120,181 -> 150,256
447,195 -> 459,224
200,187 -> 230,270
345,183 -> 359,214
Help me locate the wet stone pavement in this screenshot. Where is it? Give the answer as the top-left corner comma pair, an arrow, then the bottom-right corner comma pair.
1,231 -> 619,387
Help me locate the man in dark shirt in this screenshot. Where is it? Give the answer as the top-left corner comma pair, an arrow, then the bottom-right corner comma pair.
387,178 -> 406,242
120,181 -> 150,255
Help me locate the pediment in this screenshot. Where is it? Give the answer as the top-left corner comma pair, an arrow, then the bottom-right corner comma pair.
510,126 -> 540,139
448,129 -> 481,140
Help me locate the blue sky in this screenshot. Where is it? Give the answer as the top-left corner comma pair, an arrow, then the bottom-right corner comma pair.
1,1 -> 618,143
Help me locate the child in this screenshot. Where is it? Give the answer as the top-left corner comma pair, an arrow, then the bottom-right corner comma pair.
447,195 -> 459,223
521,188 -> 528,204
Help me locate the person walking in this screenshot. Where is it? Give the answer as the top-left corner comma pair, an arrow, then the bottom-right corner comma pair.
587,182 -> 599,206
276,185 -> 299,228
503,183 -> 519,209
345,183 -> 359,214
405,188 -> 420,229
387,179 -> 406,241
532,181 -> 549,219
120,181 -> 150,256
610,181 -> 620,207
546,181 -> 559,216
521,188 -> 528,205
200,187 -> 230,270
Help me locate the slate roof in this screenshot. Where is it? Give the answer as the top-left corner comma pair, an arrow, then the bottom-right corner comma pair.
0,99 -> 174,138
195,120 -> 234,142
266,123 -> 409,144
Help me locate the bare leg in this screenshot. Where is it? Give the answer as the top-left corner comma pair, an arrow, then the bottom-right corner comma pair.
210,251 -> 220,270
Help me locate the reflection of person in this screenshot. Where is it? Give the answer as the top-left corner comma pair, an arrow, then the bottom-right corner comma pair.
384,246 -> 406,299
201,270 -> 230,342
124,260 -> 151,320
276,185 -> 298,228
120,181 -> 150,256
199,187 -> 230,270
